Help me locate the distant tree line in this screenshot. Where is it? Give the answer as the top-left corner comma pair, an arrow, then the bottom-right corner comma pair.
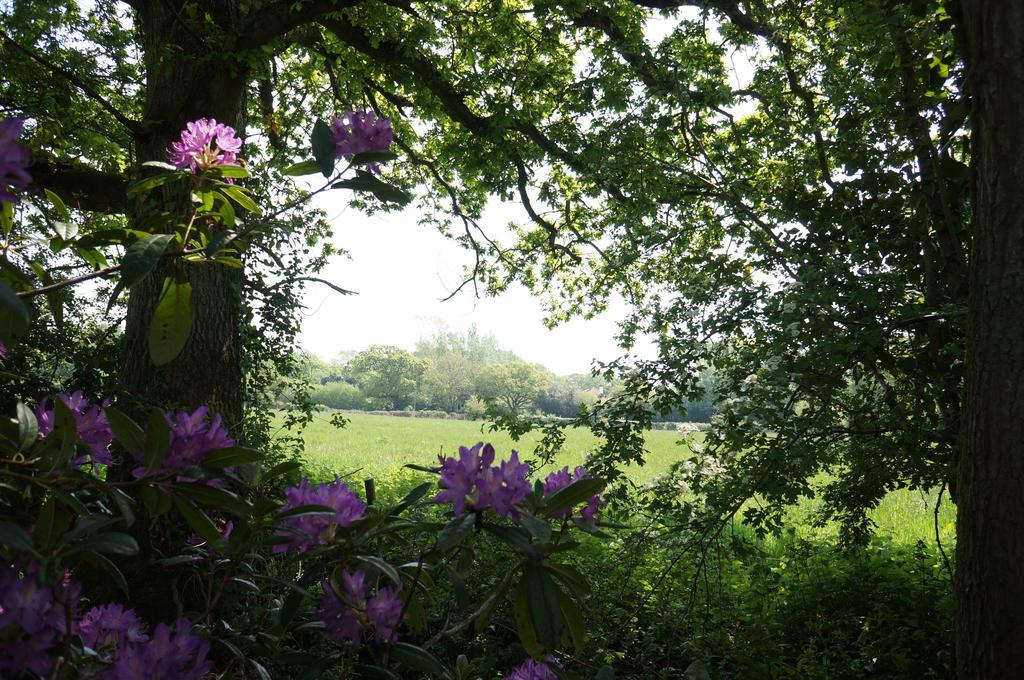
299,327 -> 716,422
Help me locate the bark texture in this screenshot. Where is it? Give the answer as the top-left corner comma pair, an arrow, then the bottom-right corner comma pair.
119,0 -> 250,429
956,2 -> 1024,677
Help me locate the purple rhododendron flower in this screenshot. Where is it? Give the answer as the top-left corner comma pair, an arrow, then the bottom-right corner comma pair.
164,406 -> 234,468
274,477 -> 367,553
0,563 -> 79,677
365,585 -> 402,643
434,443 -> 531,518
106,618 -> 211,680
0,118 -> 31,204
35,391 -> 115,469
503,657 -> 561,680
329,110 -> 393,172
167,118 -> 242,172
318,571 -> 366,646
0,341 -> 8,359
77,603 -> 149,658
318,570 -> 403,647
543,465 -> 606,521
132,406 -> 234,478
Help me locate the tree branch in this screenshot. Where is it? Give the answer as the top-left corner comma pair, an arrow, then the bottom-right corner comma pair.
29,155 -> 129,214
0,30 -> 142,134
232,0 -> 361,52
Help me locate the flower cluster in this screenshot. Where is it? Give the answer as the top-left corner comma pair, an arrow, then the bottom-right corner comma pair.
0,567 -> 210,679
543,466 -> 606,521
104,617 -> 212,680
132,406 -> 234,478
77,603 -> 149,659
434,442 -> 531,518
503,657 -> 560,680
318,570 -> 403,647
167,118 -> 242,172
0,563 -> 79,677
329,110 -> 393,172
274,476 -> 367,553
0,118 -> 31,204
35,391 -> 115,469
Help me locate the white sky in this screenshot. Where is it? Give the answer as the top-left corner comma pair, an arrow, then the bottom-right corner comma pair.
296,195 -> 653,375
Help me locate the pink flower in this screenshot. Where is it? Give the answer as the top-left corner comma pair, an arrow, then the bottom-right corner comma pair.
0,118 -> 31,204
167,118 -> 242,172
107,618 -> 212,680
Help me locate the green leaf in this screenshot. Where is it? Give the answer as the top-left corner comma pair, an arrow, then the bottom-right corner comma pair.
0,521 -> 33,552
0,280 -> 29,325
44,189 -> 70,221
127,171 -> 177,195
283,160 -> 323,176
201,446 -> 261,468
104,406 -> 145,454
15,401 -> 38,451
173,497 -> 225,549
513,579 -> 546,658
332,172 -> 412,205
545,563 -> 591,598
436,512 -> 475,551
148,276 -> 193,366
387,481 -> 432,516
172,483 -> 252,517
523,562 -> 563,651
275,504 -> 336,520
217,196 -> 236,229
144,407 -> 170,472
84,552 -> 131,597
349,150 -> 399,166
35,496 -> 68,549
557,588 -> 585,653
543,478 -> 606,516
518,512 -> 552,544
53,220 -> 78,241
141,161 -> 178,171
209,164 -> 250,179
483,524 -> 539,558
389,643 -> 448,677
311,120 -> 335,177
70,532 -> 139,556
120,234 -> 174,289
353,555 -> 401,586
220,184 -> 261,214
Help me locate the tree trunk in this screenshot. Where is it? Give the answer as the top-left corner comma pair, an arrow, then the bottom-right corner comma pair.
956,3 -> 1024,677
119,0 -> 250,429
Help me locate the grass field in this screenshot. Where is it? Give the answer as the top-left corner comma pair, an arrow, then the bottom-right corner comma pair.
282,411 -> 956,547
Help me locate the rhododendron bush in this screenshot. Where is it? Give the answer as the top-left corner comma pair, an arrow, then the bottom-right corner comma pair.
0,116 -> 613,679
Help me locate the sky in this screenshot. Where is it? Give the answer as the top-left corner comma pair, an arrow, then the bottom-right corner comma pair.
296,195 -> 652,375
297,9 -> 752,375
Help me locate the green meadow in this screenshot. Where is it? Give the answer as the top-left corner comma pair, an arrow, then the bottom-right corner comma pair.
284,411 -> 956,547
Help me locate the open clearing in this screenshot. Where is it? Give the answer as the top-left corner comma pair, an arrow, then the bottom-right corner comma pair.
285,411 -> 956,546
